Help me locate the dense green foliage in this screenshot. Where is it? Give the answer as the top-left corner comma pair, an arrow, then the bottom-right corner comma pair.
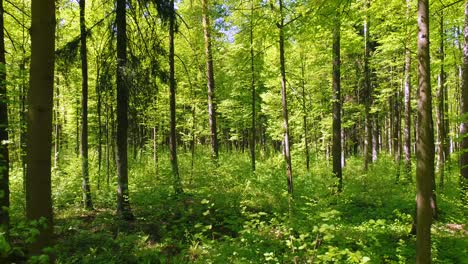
0,0 -> 467,262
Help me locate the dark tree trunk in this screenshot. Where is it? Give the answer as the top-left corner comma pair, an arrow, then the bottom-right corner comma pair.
202,0 -> 219,160
249,2 -> 256,172
116,0 -> 133,220
80,0 -> 93,210
96,68 -> 102,190
278,0 -> 293,195
169,0 -> 183,194
0,0 -> 9,235
436,12 -> 446,190
332,17 -> 342,192
460,0 -> 468,200
416,0 -> 434,262
26,0 -> 55,256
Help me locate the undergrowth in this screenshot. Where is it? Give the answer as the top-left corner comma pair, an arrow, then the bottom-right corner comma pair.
6,148 -> 468,263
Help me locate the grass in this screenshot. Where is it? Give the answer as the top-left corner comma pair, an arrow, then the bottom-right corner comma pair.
7,147 -> 468,263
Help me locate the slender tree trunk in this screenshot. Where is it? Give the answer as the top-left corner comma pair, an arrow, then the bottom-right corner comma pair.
301,56 -> 310,172
332,17 -> 342,192
460,0 -> 468,200
54,77 -> 60,170
202,0 -> 219,160
169,0 -> 183,194
278,0 -> 293,195
0,0 -> 10,235
153,126 -> 158,178
416,0 -> 434,262
404,47 -> 412,180
436,12 -> 447,190
96,68 -> 102,190
80,0 -> 93,210
26,0 -> 55,256
394,88 -> 401,182
363,1 -> 373,170
249,2 -> 256,172
116,0 -> 133,220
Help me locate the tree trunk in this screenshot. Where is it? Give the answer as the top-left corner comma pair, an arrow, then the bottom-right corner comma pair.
332,17 -> 342,192
460,0 -> 468,201
54,77 -> 60,170
0,0 -> 9,235
249,2 -> 256,172
116,0 -> 133,220
80,0 -> 93,210
26,0 -> 55,256
169,0 -> 183,194
202,0 -> 219,160
363,1 -> 373,171
394,88 -> 401,182
416,0 -> 434,262
436,12 -> 447,190
301,56 -> 310,172
278,0 -> 293,195
404,46 -> 412,180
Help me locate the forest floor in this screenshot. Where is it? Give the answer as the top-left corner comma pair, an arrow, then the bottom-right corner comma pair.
9,149 -> 468,263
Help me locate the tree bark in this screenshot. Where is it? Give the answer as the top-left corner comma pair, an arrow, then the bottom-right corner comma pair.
301,55 -> 310,172
80,0 -> 93,210
278,0 -> 293,195
169,0 -> 183,194
332,17 -> 342,192
116,0 -> 133,220
202,0 -> 219,160
404,46 -> 412,180
363,1 -> 373,170
436,12 -> 446,190
26,0 -> 55,256
249,1 -> 256,172
0,0 -> 9,235
460,0 -> 468,200
416,0 -> 434,262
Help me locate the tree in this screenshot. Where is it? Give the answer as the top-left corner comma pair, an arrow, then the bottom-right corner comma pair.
363,0 -> 373,170
249,0 -> 256,172
416,0 -> 434,262
26,0 -> 55,256
116,0 -> 134,220
278,0 -> 293,195
80,0 -> 93,210
461,0 -> 468,200
202,0 -> 219,160
403,0 -> 412,180
436,11 -> 447,189
0,0 -> 9,235
332,15 -> 342,192
169,0 -> 183,194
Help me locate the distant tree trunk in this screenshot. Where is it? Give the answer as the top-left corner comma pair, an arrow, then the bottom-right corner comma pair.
363,1 -> 373,170
202,0 -> 219,160
0,0 -> 10,235
301,55 -> 310,172
169,0 -> 183,194
278,0 -> 293,195
404,47 -> 412,180
96,69 -> 102,190
80,0 -> 93,210
116,0 -> 133,220
332,17 -> 342,192
53,77 -> 61,170
460,0 -> 468,200
153,126 -> 158,178
416,0 -> 434,262
394,88 -> 401,182
436,12 -> 446,190
249,2 -> 256,172
26,0 -> 55,256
